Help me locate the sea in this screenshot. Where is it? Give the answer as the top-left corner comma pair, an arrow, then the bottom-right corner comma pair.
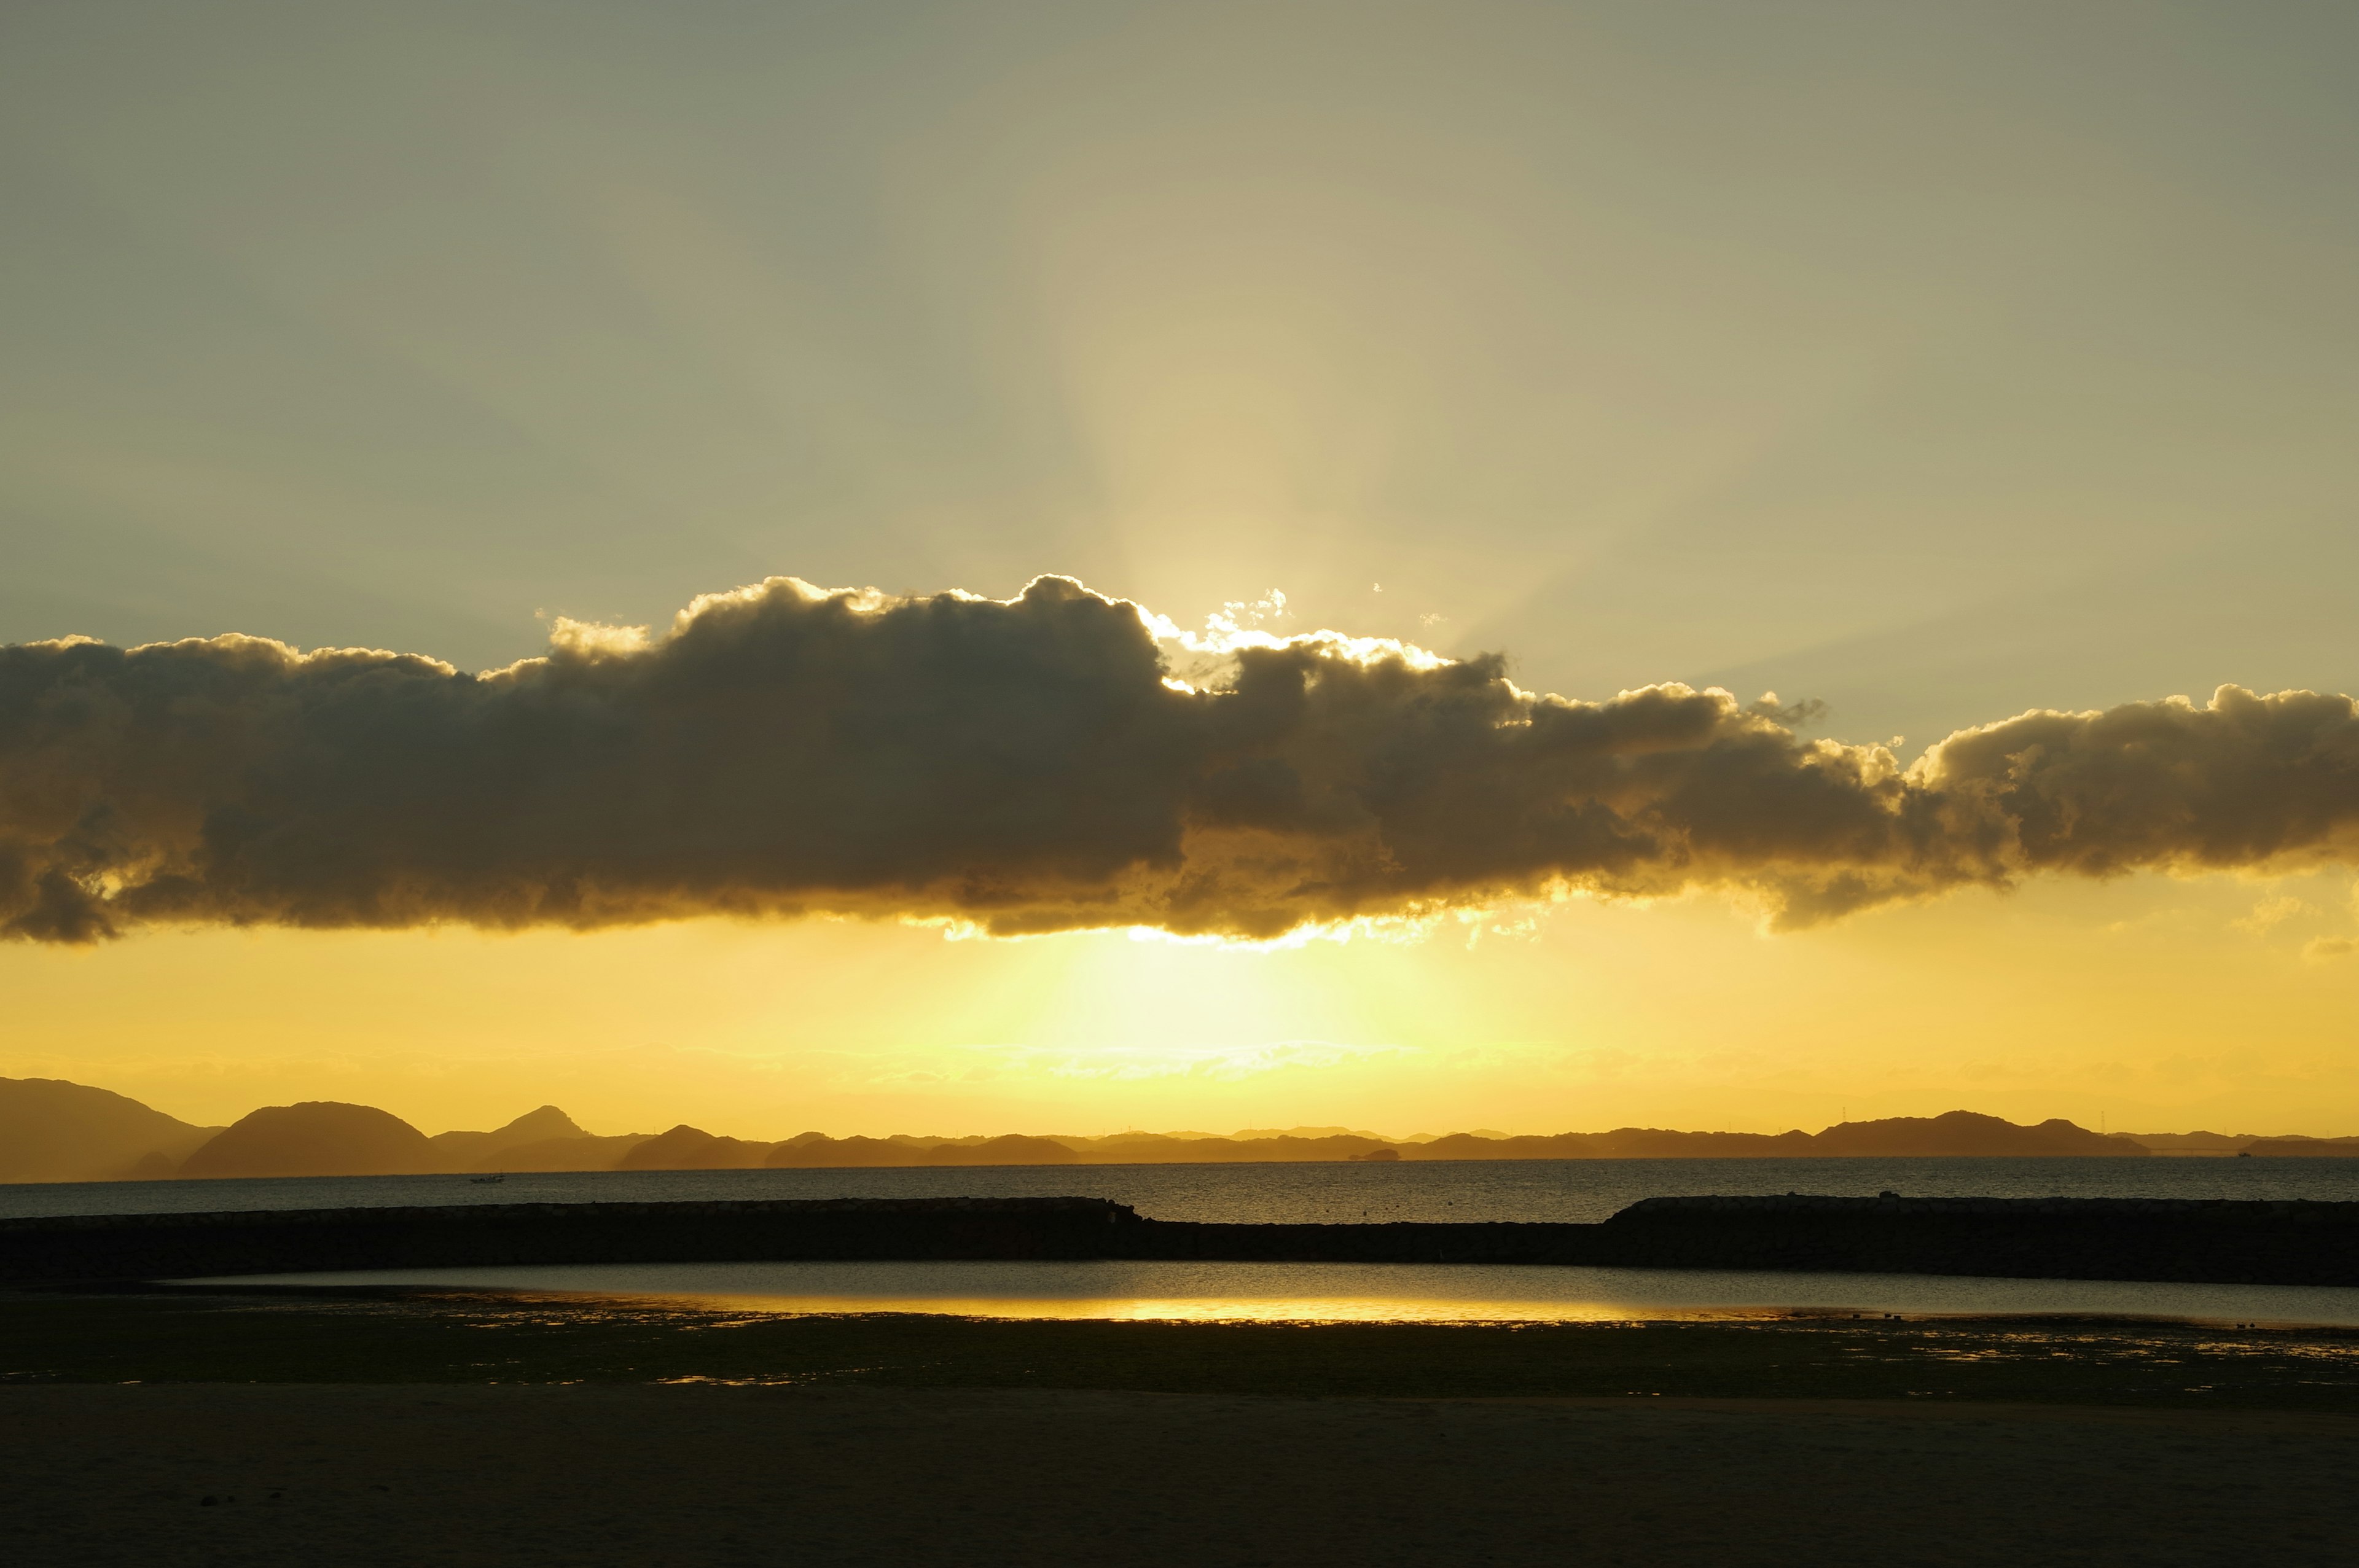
9,1153 -> 2359,1225
22,1157 -> 2359,1327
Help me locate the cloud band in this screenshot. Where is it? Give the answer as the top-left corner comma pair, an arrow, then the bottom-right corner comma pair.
7,575 -> 2359,943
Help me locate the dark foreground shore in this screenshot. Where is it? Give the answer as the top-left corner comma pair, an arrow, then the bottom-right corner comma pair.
9,1289 -> 2358,1566
10,1381 -> 2355,1568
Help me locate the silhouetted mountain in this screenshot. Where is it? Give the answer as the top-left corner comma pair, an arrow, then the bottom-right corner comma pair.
472,1133 -> 651,1172
426,1106 -> 588,1171
1584,1128 -> 1818,1157
1809,1111 -> 2142,1157
615,1124 -> 773,1171
1415,1133 -> 1603,1160
1410,1115 -> 2140,1160
1070,1133 -> 1401,1163
2122,1131 -> 2261,1154
178,1102 -> 432,1179
0,1077 -> 2215,1182
768,1134 -> 930,1168
928,1133 -> 1076,1165
0,1077 -> 222,1182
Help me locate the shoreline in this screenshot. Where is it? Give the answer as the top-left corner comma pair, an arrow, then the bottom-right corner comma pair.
143,1263 -> 2359,1330
10,1283 -> 2359,1410
17,1277 -> 2358,1562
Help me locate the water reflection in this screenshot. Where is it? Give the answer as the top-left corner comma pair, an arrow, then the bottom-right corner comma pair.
190,1258 -> 2359,1328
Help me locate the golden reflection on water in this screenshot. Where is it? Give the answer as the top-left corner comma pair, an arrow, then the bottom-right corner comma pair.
196,1262 -> 2359,1330
679,1293 -> 1799,1323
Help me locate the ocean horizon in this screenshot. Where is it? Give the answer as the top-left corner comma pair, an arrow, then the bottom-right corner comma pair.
16,1152 -> 2359,1225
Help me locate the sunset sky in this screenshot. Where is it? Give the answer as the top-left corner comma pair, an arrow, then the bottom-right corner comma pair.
6,1 -> 2359,1139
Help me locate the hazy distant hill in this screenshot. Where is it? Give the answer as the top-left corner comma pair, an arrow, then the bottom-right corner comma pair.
771,1114 -> 2143,1166
1581,1128 -> 1821,1158
2241,1136 -> 2359,1158
469,1133 -> 651,1172
1415,1133 -> 1603,1160
1066,1132 -> 1401,1163
0,1077 -> 221,1182
616,1125 -> 773,1171
1809,1111 -> 2143,1157
426,1106 -> 587,1172
0,1077 -> 2224,1182
178,1102 -> 433,1179
1035,1117 -> 2143,1161
2121,1131 -> 2261,1155
768,1133 -> 929,1168
929,1133 -> 1076,1165
1408,1115 -> 2141,1160
773,1131 -> 1386,1166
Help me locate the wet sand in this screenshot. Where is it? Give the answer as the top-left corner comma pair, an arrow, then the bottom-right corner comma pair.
9,1290 -> 2357,1564
7,1381 -> 2353,1567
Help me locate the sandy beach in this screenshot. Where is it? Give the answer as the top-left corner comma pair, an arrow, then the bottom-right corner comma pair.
6,1381 -> 2352,1567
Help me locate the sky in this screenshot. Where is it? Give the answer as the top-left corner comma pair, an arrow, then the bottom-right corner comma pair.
4,1 -> 2358,1139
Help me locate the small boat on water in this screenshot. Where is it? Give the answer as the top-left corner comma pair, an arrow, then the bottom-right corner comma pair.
469,1173 -> 507,1185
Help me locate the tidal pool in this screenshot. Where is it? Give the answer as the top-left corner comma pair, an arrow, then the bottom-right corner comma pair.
184,1258 -> 2359,1327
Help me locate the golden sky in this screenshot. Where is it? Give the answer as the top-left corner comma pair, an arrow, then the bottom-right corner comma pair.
5,2 -> 2358,1136
7,864 -> 2359,1138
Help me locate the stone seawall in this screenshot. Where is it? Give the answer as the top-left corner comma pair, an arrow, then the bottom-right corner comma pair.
6,1193 -> 2359,1288
1121,1197 -> 2359,1284
0,1197 -> 1136,1286
1587,1195 -> 2359,1287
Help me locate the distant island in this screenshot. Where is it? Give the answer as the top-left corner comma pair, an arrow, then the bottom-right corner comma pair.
9,1074 -> 2352,1184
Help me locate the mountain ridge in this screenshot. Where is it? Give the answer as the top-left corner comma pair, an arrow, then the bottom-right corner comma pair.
0,1077 -> 222,1183
5,1077 -> 2304,1183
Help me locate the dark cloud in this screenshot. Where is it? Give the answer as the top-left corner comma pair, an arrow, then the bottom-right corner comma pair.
6,575 -> 2359,945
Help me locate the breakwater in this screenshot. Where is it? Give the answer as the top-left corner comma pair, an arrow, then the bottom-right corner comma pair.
1135,1195 -> 2359,1284
1592,1195 -> 2359,1286
0,1197 -> 1133,1287
6,1193 -> 2359,1288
